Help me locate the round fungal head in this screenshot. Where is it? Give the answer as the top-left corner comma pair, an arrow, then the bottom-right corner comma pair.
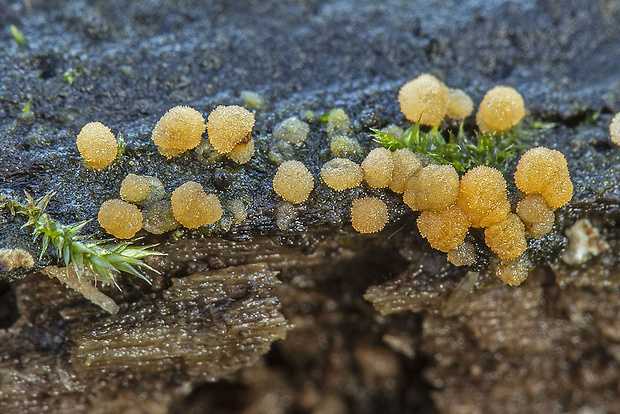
516,194 -> 555,238
98,199 -> 143,239
76,122 -> 117,170
494,257 -> 530,286
273,160 -> 314,204
171,181 -> 222,229
513,147 -> 572,209
389,148 -> 423,193
610,113 -> 620,146
142,199 -> 180,234
484,213 -> 527,260
403,164 -> 460,212
152,106 -> 206,158
398,73 -> 449,126
273,117 -> 310,146
330,135 -> 363,158
446,88 -> 474,120
120,174 -> 166,206
447,242 -> 477,267
226,138 -> 254,164
320,158 -> 363,191
362,148 -> 395,189
476,86 -> 525,133
416,205 -> 471,253
207,105 -> 255,154
351,197 -> 389,234
456,165 -> 511,228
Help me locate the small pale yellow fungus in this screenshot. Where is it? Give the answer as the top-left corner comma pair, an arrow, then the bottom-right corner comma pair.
484,213 -> 527,260
447,242 -> 477,266
446,88 -> 474,120
76,122 -> 117,170
403,164 -> 459,212
398,73 -> 449,126
351,197 -> 389,234
229,199 -> 248,223
456,165 -> 511,228
417,205 -> 471,252
171,181 -> 222,229
0,248 -> 34,271
362,148 -> 394,189
119,174 -> 166,206
610,112 -> 620,145
98,199 -> 143,239
226,138 -> 254,164
142,199 -> 180,234
273,160 -> 314,204
513,147 -> 573,209
388,148 -> 423,193
207,105 -> 255,154
320,158 -> 363,191
516,194 -> 555,238
326,108 -> 352,138
330,135 -> 363,158
273,117 -> 310,146
476,86 -> 525,133
152,106 -> 205,158
494,256 -> 530,286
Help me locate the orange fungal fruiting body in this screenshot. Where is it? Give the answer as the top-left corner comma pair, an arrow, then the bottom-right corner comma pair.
388,148 -> 423,193
273,160 -> 314,204
513,147 -> 572,209
456,165 -> 511,228
207,105 -> 255,154
416,205 -> 471,253
351,197 -> 389,234
495,257 -> 530,286
446,88 -> 474,120
76,122 -> 118,170
320,158 -> 363,191
98,199 -> 143,239
398,74 -> 448,126
476,86 -> 525,133
403,164 -> 459,212
171,181 -> 222,229
362,148 -> 394,189
152,106 -> 206,158
516,194 -> 555,238
226,138 -> 254,164
484,213 -> 527,260
120,174 -> 166,206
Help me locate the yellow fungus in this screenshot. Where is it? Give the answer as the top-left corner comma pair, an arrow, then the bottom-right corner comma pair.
119,174 -> 165,206
456,165 -> 511,228
484,213 -> 527,260
362,148 -> 394,189
446,88 -> 474,120
226,138 -> 254,164
170,181 -> 222,229
398,73 -> 448,126
513,147 -> 573,209
76,122 -> 117,170
494,256 -> 530,286
516,194 -> 555,238
403,164 -> 459,212
207,105 -> 255,154
320,158 -> 363,191
610,113 -> 620,146
229,199 -> 248,223
416,205 -> 471,252
151,106 -> 205,158
98,199 -> 143,239
273,160 -> 314,204
447,242 -> 477,266
351,197 -> 389,234
476,86 -> 525,133
388,148 -> 423,193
